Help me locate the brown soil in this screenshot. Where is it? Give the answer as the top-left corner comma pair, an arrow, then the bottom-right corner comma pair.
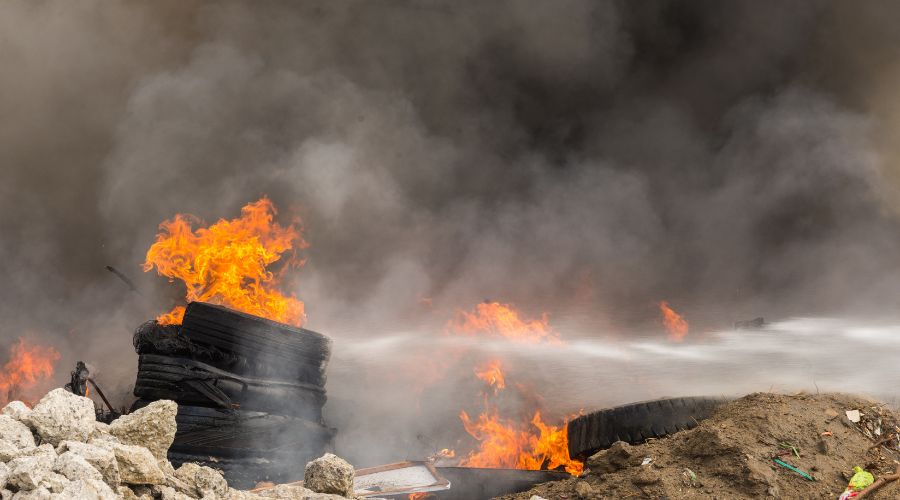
497,393 -> 900,499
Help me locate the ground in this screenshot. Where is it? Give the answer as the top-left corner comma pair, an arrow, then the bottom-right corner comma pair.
497,393 -> 900,499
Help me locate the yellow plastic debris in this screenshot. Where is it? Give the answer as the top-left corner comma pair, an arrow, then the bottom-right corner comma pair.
848,466 -> 874,491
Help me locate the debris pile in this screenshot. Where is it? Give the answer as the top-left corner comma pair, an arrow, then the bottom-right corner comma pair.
0,388 -> 354,500
500,393 -> 900,499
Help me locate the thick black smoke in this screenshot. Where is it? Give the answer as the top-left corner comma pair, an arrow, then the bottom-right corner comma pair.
3,0 -> 900,457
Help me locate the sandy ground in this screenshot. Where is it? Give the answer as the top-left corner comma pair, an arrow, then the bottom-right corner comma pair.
497,393 -> 900,499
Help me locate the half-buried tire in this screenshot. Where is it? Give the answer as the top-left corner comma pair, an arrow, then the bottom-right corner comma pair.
567,396 -> 727,460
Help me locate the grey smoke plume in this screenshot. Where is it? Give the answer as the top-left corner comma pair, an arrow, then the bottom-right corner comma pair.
3,0 -> 900,465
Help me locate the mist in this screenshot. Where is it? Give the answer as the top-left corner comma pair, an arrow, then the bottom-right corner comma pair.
2,0 -> 900,467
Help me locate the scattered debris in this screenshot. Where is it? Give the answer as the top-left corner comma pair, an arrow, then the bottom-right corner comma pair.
772,458 -> 814,481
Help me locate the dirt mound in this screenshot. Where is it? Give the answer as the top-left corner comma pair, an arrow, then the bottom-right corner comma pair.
498,393 -> 900,499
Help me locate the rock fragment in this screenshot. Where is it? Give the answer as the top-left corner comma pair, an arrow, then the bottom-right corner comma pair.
0,403 -> 31,424
24,389 -> 95,446
57,478 -> 118,500
0,417 -> 35,450
54,451 -> 104,483
57,441 -> 119,487
6,445 -> 55,490
112,444 -> 165,485
10,486 -> 51,499
173,462 -> 228,498
37,471 -> 68,493
0,441 -> 18,462
304,453 -> 354,497
108,400 -> 176,463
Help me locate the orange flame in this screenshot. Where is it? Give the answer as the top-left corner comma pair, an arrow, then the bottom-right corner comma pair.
460,360 -> 582,475
474,360 -> 505,394
0,338 -> 61,405
659,300 -> 688,341
407,494 -> 433,500
459,408 -> 582,475
447,301 -> 560,344
144,197 -> 307,326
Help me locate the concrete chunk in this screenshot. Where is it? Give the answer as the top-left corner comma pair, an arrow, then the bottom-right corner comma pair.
25,389 -> 95,446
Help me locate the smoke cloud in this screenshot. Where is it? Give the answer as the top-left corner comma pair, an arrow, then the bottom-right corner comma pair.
3,0 -> 900,465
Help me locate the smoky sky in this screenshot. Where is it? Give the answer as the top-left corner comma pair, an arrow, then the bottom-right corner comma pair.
3,0 -> 900,399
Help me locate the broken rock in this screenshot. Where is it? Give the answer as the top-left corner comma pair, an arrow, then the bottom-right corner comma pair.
0,416 -> 35,449
25,389 -> 95,446
0,463 -> 8,490
57,441 -> 119,487
173,462 -> 228,498
54,451 -> 104,483
109,400 -> 176,463
112,444 -> 165,485
304,453 -> 354,497
37,471 -> 68,493
10,486 -> 51,500
0,402 -> 31,424
57,478 -> 117,500
6,445 -> 55,490
0,441 -> 18,462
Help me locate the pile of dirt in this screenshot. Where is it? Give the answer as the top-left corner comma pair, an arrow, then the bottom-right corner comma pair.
498,392 -> 900,499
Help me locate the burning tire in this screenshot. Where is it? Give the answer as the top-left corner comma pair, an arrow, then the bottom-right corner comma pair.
129,302 -> 335,486
180,302 -> 331,386
566,396 -> 727,459
133,354 -> 326,421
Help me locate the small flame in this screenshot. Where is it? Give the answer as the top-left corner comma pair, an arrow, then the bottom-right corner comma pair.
474,360 -> 505,394
144,197 -> 307,326
659,300 -> 688,341
0,338 -> 61,405
447,301 -> 560,343
407,494 -> 434,500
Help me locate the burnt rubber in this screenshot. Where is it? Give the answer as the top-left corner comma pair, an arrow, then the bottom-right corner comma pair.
180,302 -> 331,385
133,354 -> 326,420
130,400 -> 335,457
566,396 -> 727,459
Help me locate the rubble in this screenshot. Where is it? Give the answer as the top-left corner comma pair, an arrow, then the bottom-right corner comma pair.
1,403 -> 31,424
302,454 -> 353,497
109,401 -> 176,463
25,389 -> 95,446
0,417 -> 35,450
0,390 -> 356,500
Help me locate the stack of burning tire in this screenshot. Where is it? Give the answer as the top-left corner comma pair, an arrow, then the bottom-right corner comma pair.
131,301 -> 334,487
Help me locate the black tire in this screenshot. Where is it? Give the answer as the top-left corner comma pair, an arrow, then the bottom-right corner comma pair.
180,302 -> 331,386
566,396 -> 727,459
133,355 -> 326,421
130,400 -> 335,457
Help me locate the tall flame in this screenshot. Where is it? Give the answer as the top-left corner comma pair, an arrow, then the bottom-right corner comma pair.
659,300 -> 689,341
447,301 -> 560,344
144,197 -> 307,326
0,338 -> 61,405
